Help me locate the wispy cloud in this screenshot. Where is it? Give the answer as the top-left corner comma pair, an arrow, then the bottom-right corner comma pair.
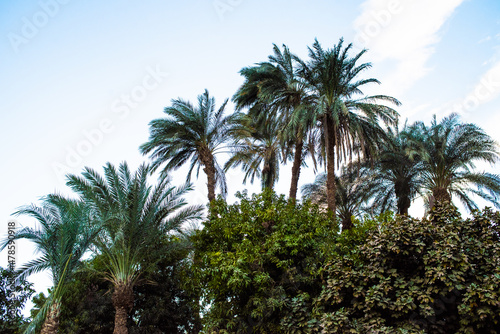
478,35 -> 492,44
353,0 -> 465,96
434,60 -> 500,118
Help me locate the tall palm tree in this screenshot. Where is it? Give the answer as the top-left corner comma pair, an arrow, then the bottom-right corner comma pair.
408,114 -> 500,210
66,162 -> 202,334
224,109 -> 284,190
301,168 -> 374,230
296,38 -> 400,216
361,122 -> 425,215
140,89 -> 241,202
0,195 -> 99,334
233,44 -> 315,200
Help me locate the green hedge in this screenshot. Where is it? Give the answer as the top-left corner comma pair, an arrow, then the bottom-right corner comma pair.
318,203 -> 500,333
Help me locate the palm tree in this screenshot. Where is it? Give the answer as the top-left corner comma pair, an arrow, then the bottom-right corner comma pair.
0,195 -> 99,334
225,109 -> 284,190
296,38 -> 400,216
301,168 -> 374,230
361,122 -> 425,215
233,44 -> 315,200
66,162 -> 202,334
140,89 -> 241,203
408,114 -> 500,210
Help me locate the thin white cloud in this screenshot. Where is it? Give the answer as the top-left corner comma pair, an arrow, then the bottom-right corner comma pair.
399,102 -> 431,121
353,0 -> 465,96
478,35 -> 492,44
435,60 -> 500,118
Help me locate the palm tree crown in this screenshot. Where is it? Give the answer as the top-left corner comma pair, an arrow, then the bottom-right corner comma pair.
66,162 -> 202,334
1,195 -> 99,334
140,89 -> 241,202
409,113 -> 500,211
232,44 -> 315,199
361,122 -> 425,215
301,167 -> 374,230
295,38 -> 400,218
224,109 -> 284,190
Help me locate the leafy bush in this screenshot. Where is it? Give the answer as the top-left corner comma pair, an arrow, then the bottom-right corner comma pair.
0,267 -> 35,334
317,204 -> 500,333
192,191 -> 337,333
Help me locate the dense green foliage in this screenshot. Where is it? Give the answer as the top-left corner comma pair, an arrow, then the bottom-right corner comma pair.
28,257 -> 115,334
192,191 -> 336,333
191,194 -> 500,333
317,203 -> 500,333
0,267 -> 35,334
30,282 -> 114,334
129,238 -> 202,334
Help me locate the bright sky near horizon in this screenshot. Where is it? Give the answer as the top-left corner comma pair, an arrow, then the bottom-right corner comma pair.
1,0 -> 500,314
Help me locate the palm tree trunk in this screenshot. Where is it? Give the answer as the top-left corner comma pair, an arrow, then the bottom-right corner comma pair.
324,115 -> 337,215
262,163 -> 272,191
395,182 -> 411,215
289,136 -> 304,201
397,197 -> 410,215
433,187 -> 451,205
205,162 -> 216,203
112,282 -> 134,334
341,215 -> 353,231
201,149 -> 216,202
40,302 -> 60,334
114,307 -> 128,334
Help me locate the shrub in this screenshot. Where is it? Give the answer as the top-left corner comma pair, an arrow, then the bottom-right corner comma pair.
317,204 -> 500,333
192,191 -> 337,333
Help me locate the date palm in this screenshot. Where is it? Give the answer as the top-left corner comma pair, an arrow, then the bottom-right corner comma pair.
296,38 -> 400,216
301,168 -> 374,230
233,44 -> 315,200
140,89 -> 240,202
1,195 -> 99,334
225,109 -> 283,190
409,114 -> 500,210
66,162 -> 202,334
361,123 -> 425,215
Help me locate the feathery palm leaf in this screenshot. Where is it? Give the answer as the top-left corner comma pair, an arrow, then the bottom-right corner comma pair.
140,89 -> 242,202
295,37 -> 400,218
360,122 -> 425,215
407,114 -> 500,210
0,194 -> 99,334
224,110 -> 284,190
301,167 -> 374,230
233,44 -> 316,199
66,161 -> 202,334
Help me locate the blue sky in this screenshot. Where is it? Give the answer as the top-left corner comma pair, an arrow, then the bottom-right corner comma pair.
1,0 -> 500,312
